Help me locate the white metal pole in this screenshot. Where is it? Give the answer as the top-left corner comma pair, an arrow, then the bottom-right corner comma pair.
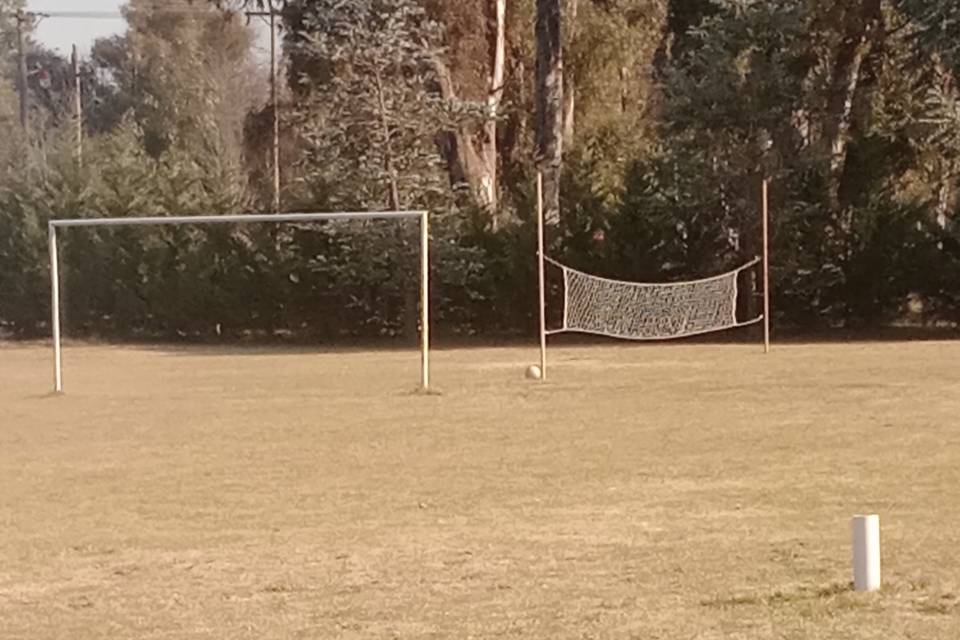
852,515 -> 881,592
762,179 -> 771,354
50,211 -> 422,228
420,211 -> 430,391
49,224 -> 63,393
537,172 -> 547,381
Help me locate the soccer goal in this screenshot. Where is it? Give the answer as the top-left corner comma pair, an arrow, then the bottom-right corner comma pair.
47,210 -> 431,393
534,173 -> 772,380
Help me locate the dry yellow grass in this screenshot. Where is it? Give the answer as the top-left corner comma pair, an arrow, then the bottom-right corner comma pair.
1,341 -> 960,639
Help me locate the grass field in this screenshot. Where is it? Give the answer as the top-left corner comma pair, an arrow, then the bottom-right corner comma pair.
2,341 -> 960,639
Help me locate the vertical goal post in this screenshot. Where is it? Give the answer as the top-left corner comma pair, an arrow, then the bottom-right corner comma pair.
47,210 -> 431,394
536,172 -> 548,381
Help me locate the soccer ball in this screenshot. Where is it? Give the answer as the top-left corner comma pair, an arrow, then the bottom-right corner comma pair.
525,364 -> 542,380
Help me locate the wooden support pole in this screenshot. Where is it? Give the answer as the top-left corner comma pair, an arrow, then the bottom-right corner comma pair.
537,172 -> 547,380
762,179 -> 771,354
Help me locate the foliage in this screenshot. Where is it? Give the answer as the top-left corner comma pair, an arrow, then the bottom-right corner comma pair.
290,0 -> 449,212
898,0 -> 960,74
1,0 -> 959,340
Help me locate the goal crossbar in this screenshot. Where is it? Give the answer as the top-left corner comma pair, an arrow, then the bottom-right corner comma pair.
48,210 -> 431,394
48,210 -> 425,228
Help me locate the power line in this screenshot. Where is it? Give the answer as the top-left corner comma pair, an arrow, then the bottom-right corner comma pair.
13,8 -> 272,21
29,12 -> 124,20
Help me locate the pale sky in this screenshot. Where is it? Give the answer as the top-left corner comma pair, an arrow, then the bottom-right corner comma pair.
26,0 -> 270,58
27,0 -> 127,55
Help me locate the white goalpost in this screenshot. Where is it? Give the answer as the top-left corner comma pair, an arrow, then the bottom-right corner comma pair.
48,210 -> 431,393
535,173 -> 772,380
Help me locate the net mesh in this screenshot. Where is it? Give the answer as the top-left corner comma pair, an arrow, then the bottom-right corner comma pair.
548,257 -> 761,341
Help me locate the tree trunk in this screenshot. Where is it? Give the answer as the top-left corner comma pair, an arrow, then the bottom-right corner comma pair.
563,83 -> 575,150
562,0 -> 577,148
823,0 -> 882,212
933,59 -> 958,228
652,0 -> 715,79
372,69 -> 401,210
619,65 -> 629,114
16,11 -> 29,132
482,0 -> 507,227
536,0 -> 563,225
428,0 -> 506,227
937,179 -> 950,229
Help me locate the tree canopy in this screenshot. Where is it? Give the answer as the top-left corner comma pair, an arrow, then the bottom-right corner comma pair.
0,0 -> 957,340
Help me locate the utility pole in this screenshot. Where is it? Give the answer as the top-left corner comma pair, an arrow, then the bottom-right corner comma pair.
72,44 -> 83,167
15,10 -> 29,131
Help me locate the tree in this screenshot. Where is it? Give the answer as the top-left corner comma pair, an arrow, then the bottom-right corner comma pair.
652,0 -> 714,71
425,0 -> 508,223
642,0 -> 960,328
891,0 -> 960,223
0,0 -> 30,141
290,0 -> 451,212
0,0 -> 24,57
283,0 -> 506,222
3,0 -> 960,338
0,0 -> 24,136
818,0 -> 883,212
560,1 -> 665,197
536,0 -> 563,224
897,0 -> 960,74
290,0 -> 458,339
92,0 -> 260,170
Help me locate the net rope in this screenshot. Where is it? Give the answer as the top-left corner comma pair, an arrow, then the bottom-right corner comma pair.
545,257 -> 762,341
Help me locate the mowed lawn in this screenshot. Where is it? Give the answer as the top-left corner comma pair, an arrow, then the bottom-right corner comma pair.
1,341 -> 959,639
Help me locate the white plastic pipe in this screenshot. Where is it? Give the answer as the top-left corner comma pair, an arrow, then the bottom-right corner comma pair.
49,223 -> 62,393
852,514 -> 881,592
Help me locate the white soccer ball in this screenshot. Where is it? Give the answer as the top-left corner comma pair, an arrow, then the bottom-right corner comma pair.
525,364 -> 542,380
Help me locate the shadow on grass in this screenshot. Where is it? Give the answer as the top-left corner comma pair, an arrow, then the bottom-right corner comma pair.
701,581 -> 854,609
404,387 -> 444,398
9,324 -> 959,360
703,580 -> 960,617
